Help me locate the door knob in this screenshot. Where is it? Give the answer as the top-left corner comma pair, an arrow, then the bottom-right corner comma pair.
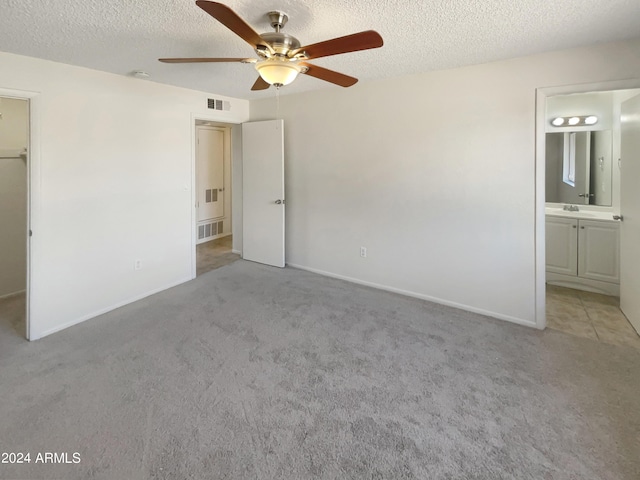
275,199 -> 285,205
613,215 -> 623,221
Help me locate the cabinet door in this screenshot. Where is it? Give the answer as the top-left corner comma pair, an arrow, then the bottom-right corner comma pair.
578,220 -> 620,283
546,217 -> 578,275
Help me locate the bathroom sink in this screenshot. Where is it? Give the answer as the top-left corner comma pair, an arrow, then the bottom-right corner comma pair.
545,208 -> 614,221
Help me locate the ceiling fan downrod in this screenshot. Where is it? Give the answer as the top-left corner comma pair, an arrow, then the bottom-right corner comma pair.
267,11 -> 288,32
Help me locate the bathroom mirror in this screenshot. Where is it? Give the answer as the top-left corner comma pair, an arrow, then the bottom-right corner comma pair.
545,130 -> 612,206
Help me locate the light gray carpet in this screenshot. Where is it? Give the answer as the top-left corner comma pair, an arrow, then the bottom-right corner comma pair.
1,261 -> 639,480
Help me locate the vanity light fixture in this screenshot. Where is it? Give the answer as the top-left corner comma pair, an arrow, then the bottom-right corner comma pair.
549,115 -> 598,127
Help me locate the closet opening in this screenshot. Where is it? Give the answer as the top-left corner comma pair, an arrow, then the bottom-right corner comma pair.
0,96 -> 29,341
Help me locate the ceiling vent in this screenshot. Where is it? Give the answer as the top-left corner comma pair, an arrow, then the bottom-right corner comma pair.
207,98 -> 231,111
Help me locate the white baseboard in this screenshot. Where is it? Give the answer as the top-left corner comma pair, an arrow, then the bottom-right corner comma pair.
287,263 -> 538,330
31,276 -> 193,340
546,273 -> 619,296
231,249 -> 242,255
196,231 -> 231,245
0,289 -> 26,301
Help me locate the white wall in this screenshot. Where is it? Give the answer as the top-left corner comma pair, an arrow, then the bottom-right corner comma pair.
231,125 -> 243,253
0,51 -> 249,339
0,97 -> 28,297
250,38 -> 640,327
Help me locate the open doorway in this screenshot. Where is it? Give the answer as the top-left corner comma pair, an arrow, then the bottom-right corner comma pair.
194,120 -> 240,276
537,83 -> 640,348
0,96 -> 29,341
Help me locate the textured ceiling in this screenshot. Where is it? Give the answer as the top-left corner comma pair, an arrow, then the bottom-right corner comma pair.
1,0 -> 639,100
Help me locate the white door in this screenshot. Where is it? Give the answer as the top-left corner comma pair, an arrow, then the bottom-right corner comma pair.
196,127 -> 225,222
242,120 -> 285,267
620,94 -> 640,333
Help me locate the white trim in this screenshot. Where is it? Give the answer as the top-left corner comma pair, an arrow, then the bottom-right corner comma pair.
0,86 -> 40,341
30,276 -> 193,340
534,78 -> 640,330
546,273 -> 619,296
288,263 -> 538,330
232,249 -> 242,255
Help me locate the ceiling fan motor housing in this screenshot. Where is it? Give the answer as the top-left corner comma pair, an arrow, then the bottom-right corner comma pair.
257,32 -> 301,58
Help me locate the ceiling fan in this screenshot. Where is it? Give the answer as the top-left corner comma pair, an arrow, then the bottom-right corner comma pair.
159,1 -> 384,91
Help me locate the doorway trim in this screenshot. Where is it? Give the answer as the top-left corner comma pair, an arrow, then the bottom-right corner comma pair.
190,113 -> 241,279
0,86 -> 40,341
534,78 -> 640,329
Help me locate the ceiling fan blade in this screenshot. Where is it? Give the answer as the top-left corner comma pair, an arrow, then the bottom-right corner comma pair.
292,30 -> 383,60
159,57 -> 255,63
300,63 -> 358,87
196,1 -> 265,48
251,76 -> 270,91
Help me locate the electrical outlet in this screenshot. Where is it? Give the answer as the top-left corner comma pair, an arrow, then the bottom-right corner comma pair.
360,247 -> 367,258
134,259 -> 142,270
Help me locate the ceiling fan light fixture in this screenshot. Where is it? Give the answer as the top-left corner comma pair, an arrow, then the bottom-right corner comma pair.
255,58 -> 302,86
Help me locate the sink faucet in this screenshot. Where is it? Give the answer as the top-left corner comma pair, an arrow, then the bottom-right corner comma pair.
563,204 -> 580,212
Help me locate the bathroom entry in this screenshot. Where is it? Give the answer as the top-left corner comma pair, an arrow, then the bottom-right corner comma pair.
543,88 -> 640,346
0,96 -> 29,339
194,122 -> 238,276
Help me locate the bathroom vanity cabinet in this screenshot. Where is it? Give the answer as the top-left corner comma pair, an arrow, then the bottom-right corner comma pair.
546,216 -> 620,295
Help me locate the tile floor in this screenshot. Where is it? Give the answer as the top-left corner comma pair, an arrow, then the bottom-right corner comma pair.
0,292 -> 26,343
546,284 -> 640,348
196,235 -> 240,276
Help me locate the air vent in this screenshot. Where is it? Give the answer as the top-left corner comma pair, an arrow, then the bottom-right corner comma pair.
204,189 -> 218,203
197,220 -> 224,241
207,98 -> 231,111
